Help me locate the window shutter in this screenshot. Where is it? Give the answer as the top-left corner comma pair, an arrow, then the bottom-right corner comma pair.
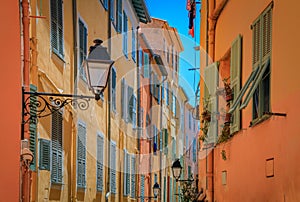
193,138 -> 197,162
51,110 -> 63,183
77,123 -> 86,188
132,28 -> 136,62
140,175 -> 145,201
252,18 -> 261,68
127,86 -> 134,122
160,130 -> 163,151
132,95 -> 137,127
111,68 -> 117,111
116,0 -> 122,32
110,0 -> 114,20
230,35 -> 242,134
121,79 -> 127,120
110,141 -> 117,194
172,138 -> 176,160
130,155 -> 136,198
50,0 -> 63,56
164,129 -> 168,154
97,134 -> 104,191
39,139 -> 50,170
57,0 -> 63,56
126,152 -> 130,195
204,62 -> 219,144
161,83 -> 164,100
170,177 -> 173,202
29,84 -> 37,171
144,53 -> 149,78
262,7 -> 272,62
163,177 -> 167,202
123,149 -> 128,196
139,49 -> 143,68
122,11 -> 128,57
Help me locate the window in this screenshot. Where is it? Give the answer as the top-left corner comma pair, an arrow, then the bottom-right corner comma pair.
122,11 -> 128,57
172,94 -> 176,116
121,78 -> 128,120
97,133 -> 104,192
192,138 -> 197,162
153,125 -> 158,153
77,122 -> 86,188
163,128 -> 168,154
123,149 -> 130,196
29,84 -> 37,171
50,0 -> 64,58
127,85 -> 136,126
79,19 -> 87,81
132,28 -> 136,62
143,52 -> 150,78
229,4 -> 272,123
110,0 -> 114,20
100,0 -> 108,10
139,49 -> 143,68
140,175 -> 145,202
116,0 -> 122,32
110,141 -> 117,194
51,110 -> 63,184
130,155 -> 136,198
111,68 -> 117,111
39,139 -> 50,171
166,82 -> 169,105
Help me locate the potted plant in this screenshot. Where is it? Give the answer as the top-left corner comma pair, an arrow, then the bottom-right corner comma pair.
201,110 -> 211,122
224,112 -> 232,123
223,78 -> 233,102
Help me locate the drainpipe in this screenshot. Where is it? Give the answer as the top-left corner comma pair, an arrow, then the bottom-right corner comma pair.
106,0 -> 112,200
206,1 -> 229,201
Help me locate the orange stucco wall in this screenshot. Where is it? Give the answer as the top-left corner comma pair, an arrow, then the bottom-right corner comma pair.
0,0 -> 21,201
199,0 -> 300,201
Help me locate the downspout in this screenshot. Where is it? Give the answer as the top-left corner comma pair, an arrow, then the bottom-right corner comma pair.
106,0 -> 112,200
206,1 -> 229,201
71,1 -> 77,201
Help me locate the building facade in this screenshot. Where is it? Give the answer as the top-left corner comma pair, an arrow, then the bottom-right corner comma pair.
198,0 -> 300,201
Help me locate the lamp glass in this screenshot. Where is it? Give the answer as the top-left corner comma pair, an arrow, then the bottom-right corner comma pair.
153,182 -> 160,197
171,159 -> 182,180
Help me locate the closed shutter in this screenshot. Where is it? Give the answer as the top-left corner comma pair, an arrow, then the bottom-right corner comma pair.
97,134 -> 104,191
122,11 -> 128,56
39,139 -> 50,170
121,79 -> 127,120
127,86 -> 134,122
203,62 -> 219,144
126,152 -> 130,195
79,20 -> 87,80
172,138 -> 176,160
262,7 -> 272,62
164,129 -> 168,154
132,95 -> 137,127
110,0 -> 114,20
140,175 -> 145,202
51,110 -> 63,183
77,123 -> 86,188
110,141 -> 117,194
111,68 -> 117,111
144,53 -> 149,78
116,0 -> 122,32
160,130 -> 163,151
163,177 -> 167,202
132,28 -> 136,61
130,155 -> 136,198
170,178 -> 173,202
123,149 -> 129,196
230,35 -> 242,134
252,18 -> 261,68
29,84 -> 37,171
50,0 -> 63,57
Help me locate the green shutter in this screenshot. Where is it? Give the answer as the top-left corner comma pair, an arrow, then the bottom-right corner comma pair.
50,0 -> 63,57
163,177 -> 167,202
140,175 -> 145,201
262,5 -> 272,63
203,62 -> 219,143
77,122 -> 86,188
51,110 -> 63,183
144,53 -> 149,78
29,84 -> 38,171
170,178 -> 173,202
97,134 -> 104,191
230,35 -> 242,134
39,139 -> 50,170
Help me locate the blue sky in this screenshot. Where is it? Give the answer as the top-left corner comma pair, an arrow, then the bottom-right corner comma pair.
145,0 -> 201,106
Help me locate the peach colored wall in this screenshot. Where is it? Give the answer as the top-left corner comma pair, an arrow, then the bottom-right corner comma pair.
0,0 -> 21,201
205,0 -> 300,201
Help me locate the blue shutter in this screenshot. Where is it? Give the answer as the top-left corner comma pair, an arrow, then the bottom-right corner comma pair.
132,95 -> 137,127
77,122 -> 86,188
116,0 -> 122,32
126,152 -> 130,195
140,175 -> 145,202
103,0 -> 108,10
79,19 -> 87,81
51,110 -> 63,184
123,149 -> 128,196
139,49 -> 143,68
111,68 -> 117,111
110,0 -> 114,20
29,84 -> 37,171
132,28 -> 136,62
39,139 -> 50,170
122,11 -> 128,57
97,134 -> 104,191
130,155 -> 136,198
110,141 -> 117,194
127,86 -> 134,123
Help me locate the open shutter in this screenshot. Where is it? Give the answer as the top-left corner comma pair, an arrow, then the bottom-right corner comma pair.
122,11 -> 128,56
97,134 -> 104,191
230,35 -> 242,134
262,6 -> 272,63
39,139 -> 50,170
126,152 -> 130,195
130,155 -> 136,198
29,84 -> 37,171
111,68 -> 117,111
121,79 -> 127,120
132,95 -> 137,127
110,141 -> 117,194
77,123 -> 86,188
204,62 -> 219,144
123,149 -> 128,196
116,0 -> 122,32
57,0 -> 63,56
164,129 -> 168,154
140,175 -> 145,201
163,177 -> 167,202
127,86 -> 134,123
252,17 -> 261,68
50,0 -> 58,52
144,53 -> 149,78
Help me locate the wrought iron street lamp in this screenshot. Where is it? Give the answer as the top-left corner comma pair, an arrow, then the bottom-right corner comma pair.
138,182 -> 161,200
22,39 -> 114,124
171,158 -> 183,182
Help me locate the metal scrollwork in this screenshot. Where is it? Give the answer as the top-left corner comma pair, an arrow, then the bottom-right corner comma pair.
23,91 -> 94,124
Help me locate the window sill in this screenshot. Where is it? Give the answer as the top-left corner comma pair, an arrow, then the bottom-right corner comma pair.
250,114 -> 271,128
51,50 -> 65,68
51,182 -> 64,190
